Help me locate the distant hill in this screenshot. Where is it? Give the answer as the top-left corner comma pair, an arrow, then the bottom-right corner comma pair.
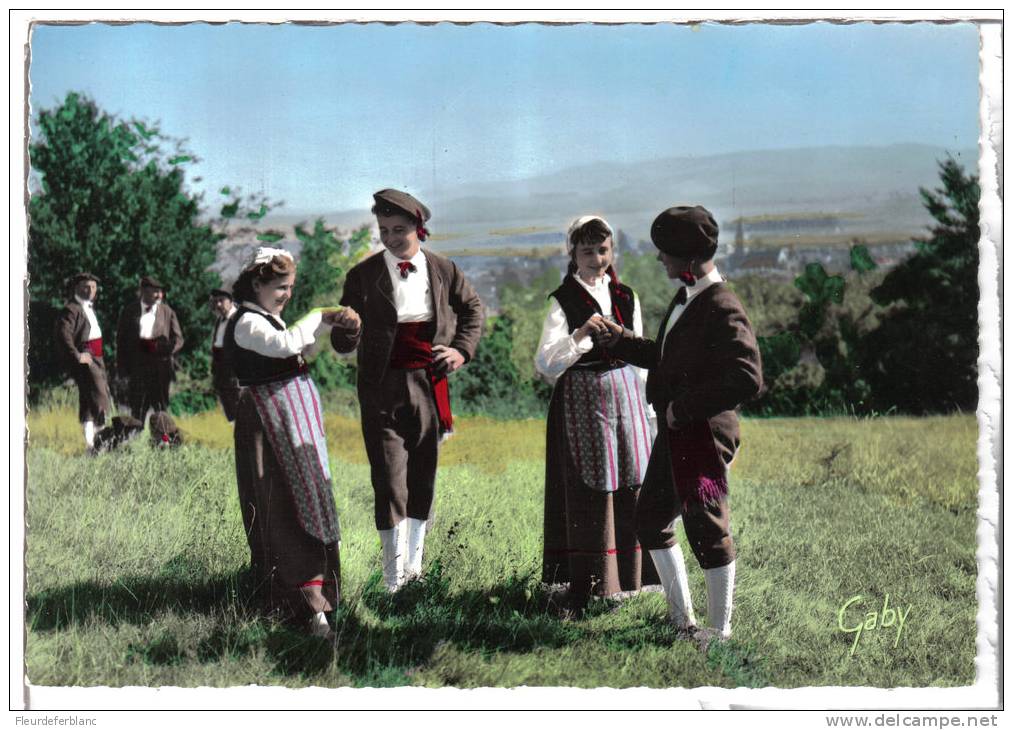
272,143 -> 976,249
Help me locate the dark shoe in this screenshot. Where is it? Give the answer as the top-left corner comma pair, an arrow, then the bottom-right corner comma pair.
549,588 -> 589,619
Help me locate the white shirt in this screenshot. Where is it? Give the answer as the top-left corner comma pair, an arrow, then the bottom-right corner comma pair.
75,296 -> 101,340
661,267 -> 725,350
383,248 -> 433,322
534,273 -> 646,385
138,299 -> 159,339
233,301 -> 328,359
213,307 -> 236,348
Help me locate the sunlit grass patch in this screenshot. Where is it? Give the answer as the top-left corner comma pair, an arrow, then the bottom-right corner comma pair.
23,412 -> 979,688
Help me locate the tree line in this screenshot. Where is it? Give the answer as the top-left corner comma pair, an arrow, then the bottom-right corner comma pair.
27,92 -> 980,418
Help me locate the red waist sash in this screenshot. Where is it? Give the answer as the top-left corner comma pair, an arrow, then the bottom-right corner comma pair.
389,322 -> 453,434
86,338 -> 103,358
666,420 -> 729,511
139,338 -> 159,354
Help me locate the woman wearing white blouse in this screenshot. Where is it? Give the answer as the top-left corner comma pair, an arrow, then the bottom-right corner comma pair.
224,247 -> 352,639
536,216 -> 659,614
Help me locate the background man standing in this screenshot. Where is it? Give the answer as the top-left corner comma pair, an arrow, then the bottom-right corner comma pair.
54,272 -> 113,450
330,188 -> 484,593
116,275 -> 184,421
208,288 -> 241,422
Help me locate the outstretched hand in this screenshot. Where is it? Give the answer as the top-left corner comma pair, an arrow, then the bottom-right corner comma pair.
432,345 -> 465,377
324,307 -> 360,331
595,318 -> 624,348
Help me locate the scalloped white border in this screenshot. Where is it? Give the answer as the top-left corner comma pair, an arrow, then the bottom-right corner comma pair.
9,9 -> 1002,717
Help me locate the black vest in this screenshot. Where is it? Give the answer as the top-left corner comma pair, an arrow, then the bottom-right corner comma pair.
549,276 -> 636,370
224,306 -> 306,387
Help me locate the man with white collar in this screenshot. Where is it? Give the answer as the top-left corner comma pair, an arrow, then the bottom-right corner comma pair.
208,288 -> 241,422
330,189 -> 484,592
600,205 -> 763,643
116,275 -> 184,421
54,272 -> 113,450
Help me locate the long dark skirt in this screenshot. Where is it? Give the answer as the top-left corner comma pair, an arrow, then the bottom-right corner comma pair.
234,392 -> 340,620
541,368 -> 659,601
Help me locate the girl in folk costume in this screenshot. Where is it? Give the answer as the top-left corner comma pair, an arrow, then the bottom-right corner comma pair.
54,272 -> 113,450
535,216 -> 659,613
224,248 -> 348,637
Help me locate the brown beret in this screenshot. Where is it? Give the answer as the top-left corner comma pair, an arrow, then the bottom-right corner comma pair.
650,205 -> 719,259
140,275 -> 166,291
67,272 -> 100,288
372,188 -> 431,223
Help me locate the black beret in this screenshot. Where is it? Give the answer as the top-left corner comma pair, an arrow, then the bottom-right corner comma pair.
372,188 -> 431,223
67,272 -> 100,288
210,288 -> 233,300
650,205 -> 719,259
139,275 -> 166,291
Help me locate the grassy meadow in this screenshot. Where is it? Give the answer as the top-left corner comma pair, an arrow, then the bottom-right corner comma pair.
23,407 -> 980,689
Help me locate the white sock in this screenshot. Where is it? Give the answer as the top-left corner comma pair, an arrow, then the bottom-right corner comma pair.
83,420 -> 96,448
704,560 -> 736,639
309,611 -> 330,637
405,518 -> 427,578
649,544 -> 697,628
379,522 -> 407,592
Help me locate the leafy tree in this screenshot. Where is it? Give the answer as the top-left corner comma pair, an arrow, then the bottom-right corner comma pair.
860,157 -> 980,413
727,274 -> 805,338
745,247 -> 883,416
286,220 -> 371,322
285,220 -> 372,392
498,267 -> 560,386
27,92 -> 235,393
620,250 -> 673,337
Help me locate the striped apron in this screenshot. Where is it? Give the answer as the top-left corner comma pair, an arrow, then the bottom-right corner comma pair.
246,373 -> 341,544
560,365 -> 653,492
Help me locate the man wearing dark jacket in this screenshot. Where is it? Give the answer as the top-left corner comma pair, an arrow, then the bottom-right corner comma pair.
54,272 -> 113,450
330,188 -> 484,592
600,205 -> 763,643
116,275 -> 184,421
208,288 -> 241,422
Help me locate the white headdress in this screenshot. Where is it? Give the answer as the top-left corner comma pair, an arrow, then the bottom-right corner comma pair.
245,246 -> 293,270
565,215 -> 614,255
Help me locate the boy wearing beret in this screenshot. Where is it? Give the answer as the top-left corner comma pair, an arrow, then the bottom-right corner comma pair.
330,189 -> 484,592
208,288 -> 242,422
600,205 -> 763,642
54,272 -> 113,450
116,275 -> 184,421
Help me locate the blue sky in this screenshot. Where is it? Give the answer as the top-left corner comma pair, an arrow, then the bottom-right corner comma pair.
28,20 -> 981,214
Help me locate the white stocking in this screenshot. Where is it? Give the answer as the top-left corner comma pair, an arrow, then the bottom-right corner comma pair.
704,560 -> 736,639
649,544 -> 697,629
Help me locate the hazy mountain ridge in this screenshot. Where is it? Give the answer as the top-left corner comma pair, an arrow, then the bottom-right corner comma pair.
270,143 -> 976,233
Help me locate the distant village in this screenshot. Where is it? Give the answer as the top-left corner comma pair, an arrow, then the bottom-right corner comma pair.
212,212 -> 919,314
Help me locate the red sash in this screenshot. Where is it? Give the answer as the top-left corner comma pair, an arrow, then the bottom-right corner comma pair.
139,338 -> 159,354
389,322 -> 453,434
86,338 -> 103,358
667,420 -> 729,511
212,346 -> 225,362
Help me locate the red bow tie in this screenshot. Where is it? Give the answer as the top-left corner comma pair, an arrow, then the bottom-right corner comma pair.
397,261 -> 417,279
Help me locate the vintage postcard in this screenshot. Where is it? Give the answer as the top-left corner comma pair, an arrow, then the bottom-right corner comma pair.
10,9 -> 1002,721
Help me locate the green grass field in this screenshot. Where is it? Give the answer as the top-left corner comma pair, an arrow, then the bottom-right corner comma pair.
24,408 -> 979,688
